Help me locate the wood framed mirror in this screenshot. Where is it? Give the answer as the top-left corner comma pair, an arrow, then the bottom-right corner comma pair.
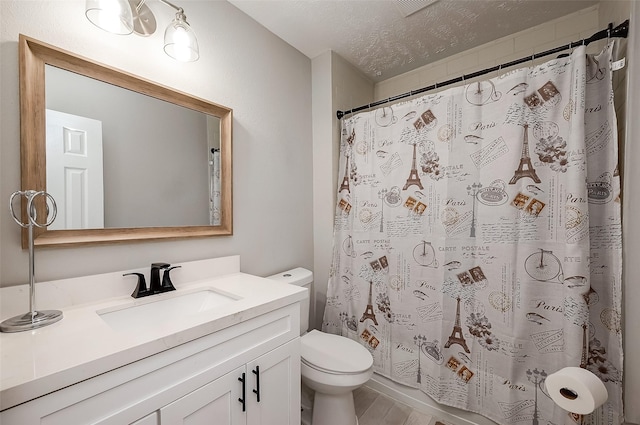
19,34 -> 232,248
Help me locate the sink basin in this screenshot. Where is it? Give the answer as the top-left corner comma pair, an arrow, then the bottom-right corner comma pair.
98,289 -> 239,332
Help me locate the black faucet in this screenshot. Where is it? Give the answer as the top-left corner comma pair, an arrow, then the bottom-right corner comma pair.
150,262 -> 171,294
125,263 -> 179,298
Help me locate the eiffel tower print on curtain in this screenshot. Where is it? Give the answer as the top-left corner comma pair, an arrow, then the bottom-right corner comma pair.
360,281 -> 378,325
404,142 -> 423,190
509,124 -> 541,184
339,155 -> 351,193
340,129 -> 356,193
444,297 -> 470,353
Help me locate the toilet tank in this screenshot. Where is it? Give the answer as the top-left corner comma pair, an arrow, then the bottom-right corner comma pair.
266,268 -> 312,335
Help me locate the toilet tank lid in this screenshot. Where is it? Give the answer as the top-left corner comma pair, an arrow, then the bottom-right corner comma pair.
266,268 -> 313,286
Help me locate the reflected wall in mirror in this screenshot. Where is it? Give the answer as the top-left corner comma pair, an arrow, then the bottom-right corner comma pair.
19,34 -> 232,247
45,66 -> 221,229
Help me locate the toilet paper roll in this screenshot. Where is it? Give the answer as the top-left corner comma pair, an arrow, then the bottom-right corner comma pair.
544,367 -> 608,414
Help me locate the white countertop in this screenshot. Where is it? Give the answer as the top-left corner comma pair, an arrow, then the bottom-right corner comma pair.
0,257 -> 307,411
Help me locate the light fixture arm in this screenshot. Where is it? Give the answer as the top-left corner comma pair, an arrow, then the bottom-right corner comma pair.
157,0 -> 183,14
133,0 -> 182,15
159,0 -> 190,26
133,0 -> 146,13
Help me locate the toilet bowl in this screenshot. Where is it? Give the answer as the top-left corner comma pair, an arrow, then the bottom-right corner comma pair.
267,269 -> 374,425
301,330 -> 373,425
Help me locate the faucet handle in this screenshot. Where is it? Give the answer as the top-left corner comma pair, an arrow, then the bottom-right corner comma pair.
150,262 -> 171,293
161,266 -> 181,292
124,273 -> 149,298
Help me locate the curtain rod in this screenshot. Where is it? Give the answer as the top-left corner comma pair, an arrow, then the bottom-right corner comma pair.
336,19 -> 629,120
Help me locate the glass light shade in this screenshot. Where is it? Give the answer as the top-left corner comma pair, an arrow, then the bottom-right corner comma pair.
85,0 -> 134,35
164,14 -> 199,62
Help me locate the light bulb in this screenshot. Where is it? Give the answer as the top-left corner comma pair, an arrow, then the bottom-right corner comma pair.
164,13 -> 199,62
85,0 -> 134,35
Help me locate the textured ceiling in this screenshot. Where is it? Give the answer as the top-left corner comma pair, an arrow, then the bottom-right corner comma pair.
229,0 -> 599,82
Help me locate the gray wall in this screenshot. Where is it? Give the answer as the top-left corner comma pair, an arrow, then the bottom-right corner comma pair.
0,0 -> 313,285
312,51 -> 374,329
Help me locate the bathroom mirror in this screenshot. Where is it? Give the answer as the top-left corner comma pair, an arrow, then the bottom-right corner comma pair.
18,34 -> 232,247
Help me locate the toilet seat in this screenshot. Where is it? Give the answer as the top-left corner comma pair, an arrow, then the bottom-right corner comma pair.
301,330 -> 373,374
301,357 -> 373,376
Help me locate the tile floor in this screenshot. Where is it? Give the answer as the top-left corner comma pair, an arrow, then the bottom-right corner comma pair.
354,386 -> 451,425
301,384 -> 455,425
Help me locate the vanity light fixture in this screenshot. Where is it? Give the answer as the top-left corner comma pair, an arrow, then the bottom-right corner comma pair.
85,0 -> 199,62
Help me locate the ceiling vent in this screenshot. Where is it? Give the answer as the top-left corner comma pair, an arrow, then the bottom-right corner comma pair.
394,0 -> 440,17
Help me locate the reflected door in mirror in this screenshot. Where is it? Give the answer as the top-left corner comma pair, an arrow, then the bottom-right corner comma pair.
46,109 -> 104,230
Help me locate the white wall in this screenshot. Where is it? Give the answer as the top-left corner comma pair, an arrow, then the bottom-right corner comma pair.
0,1 -> 313,285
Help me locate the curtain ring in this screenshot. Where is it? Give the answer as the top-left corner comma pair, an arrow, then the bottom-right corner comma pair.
434,81 -> 438,89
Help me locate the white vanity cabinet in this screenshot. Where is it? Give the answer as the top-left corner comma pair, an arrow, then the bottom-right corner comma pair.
162,340 -> 299,425
161,365 -> 246,424
0,303 -> 301,425
245,341 -> 300,425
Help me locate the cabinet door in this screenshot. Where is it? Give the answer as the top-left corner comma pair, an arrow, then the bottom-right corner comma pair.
131,412 -> 158,425
160,366 -> 245,425
246,339 -> 301,425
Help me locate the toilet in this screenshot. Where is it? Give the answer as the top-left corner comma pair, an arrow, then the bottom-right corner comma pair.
267,268 -> 374,425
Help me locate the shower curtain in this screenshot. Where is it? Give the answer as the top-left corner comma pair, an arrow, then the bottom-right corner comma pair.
210,148 -> 221,226
323,44 -> 623,425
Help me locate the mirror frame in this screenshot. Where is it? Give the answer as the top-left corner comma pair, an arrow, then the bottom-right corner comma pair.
19,34 -> 232,248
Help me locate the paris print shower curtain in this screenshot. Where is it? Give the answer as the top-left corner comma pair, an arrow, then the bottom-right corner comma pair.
323,44 -> 623,425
